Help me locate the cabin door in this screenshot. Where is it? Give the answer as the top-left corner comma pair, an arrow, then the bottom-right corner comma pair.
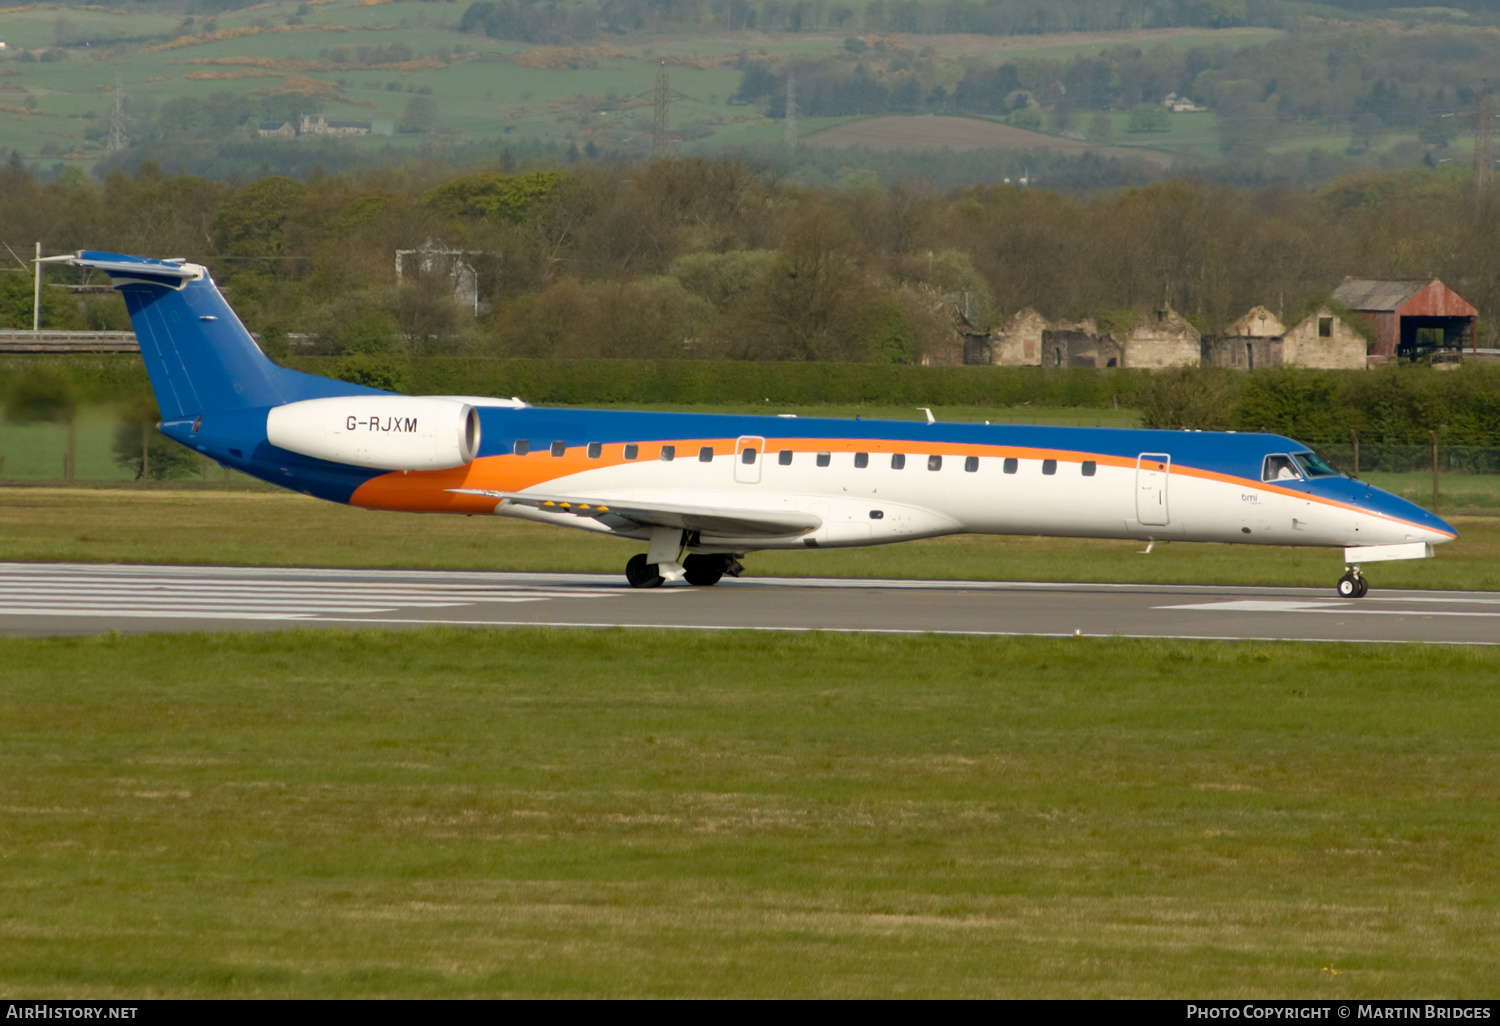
1135,453 -> 1171,526
734,436 -> 764,484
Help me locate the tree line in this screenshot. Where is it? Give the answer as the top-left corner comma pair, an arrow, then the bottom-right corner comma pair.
6,153 -> 1500,369
735,25 -> 1500,151
456,0 -> 1487,43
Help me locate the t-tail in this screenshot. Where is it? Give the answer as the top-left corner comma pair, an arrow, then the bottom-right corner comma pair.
60,251 -> 385,421
60,251 -> 484,504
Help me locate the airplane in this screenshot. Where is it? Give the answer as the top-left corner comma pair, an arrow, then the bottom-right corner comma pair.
55,250 -> 1456,597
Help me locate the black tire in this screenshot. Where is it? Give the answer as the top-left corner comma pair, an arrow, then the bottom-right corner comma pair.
625,553 -> 664,589
1337,574 -> 1358,598
683,554 -> 726,587
1354,576 -> 1370,599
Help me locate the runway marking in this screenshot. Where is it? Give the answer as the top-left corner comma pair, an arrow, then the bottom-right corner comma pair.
1155,599 -> 1500,617
0,563 -> 633,621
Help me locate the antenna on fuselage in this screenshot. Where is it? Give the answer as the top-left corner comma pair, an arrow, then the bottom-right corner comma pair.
918,408 -> 935,424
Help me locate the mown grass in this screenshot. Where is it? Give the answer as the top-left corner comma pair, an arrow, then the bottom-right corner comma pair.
0,628 -> 1496,997
3,488 -> 1498,591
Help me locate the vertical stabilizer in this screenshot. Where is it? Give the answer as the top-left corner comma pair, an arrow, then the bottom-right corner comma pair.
68,250 -> 383,422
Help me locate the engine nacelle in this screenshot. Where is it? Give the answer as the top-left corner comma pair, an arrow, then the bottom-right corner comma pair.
266,396 -> 481,471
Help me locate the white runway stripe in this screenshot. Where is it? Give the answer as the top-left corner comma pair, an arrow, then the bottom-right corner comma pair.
0,562 -> 627,621
4,584 -> 621,601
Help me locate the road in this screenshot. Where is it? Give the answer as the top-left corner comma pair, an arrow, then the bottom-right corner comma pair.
2,562 -> 1497,643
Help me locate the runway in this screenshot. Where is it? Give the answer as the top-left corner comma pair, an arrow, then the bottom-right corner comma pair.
2,562 -> 1498,643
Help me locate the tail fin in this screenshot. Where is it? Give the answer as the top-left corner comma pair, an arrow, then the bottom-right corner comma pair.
68,251 -> 383,421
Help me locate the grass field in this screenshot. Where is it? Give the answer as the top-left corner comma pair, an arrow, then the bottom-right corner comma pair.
3,488 -> 1499,591
1,628 -> 1497,997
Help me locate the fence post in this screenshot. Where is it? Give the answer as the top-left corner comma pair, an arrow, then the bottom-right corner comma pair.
1430,429 -> 1439,513
1351,428 -> 1359,478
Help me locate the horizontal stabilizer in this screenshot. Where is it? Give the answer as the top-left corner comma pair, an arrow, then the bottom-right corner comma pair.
447,489 -> 821,538
60,252 -> 203,284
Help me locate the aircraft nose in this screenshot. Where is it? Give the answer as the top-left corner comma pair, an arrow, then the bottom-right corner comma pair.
1371,489 -> 1458,543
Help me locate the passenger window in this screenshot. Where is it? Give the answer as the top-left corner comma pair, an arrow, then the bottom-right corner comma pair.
624,444 -> 638,460
816,452 -> 831,468
854,452 -> 869,469
891,454 -> 906,470
660,445 -> 676,461
699,446 -> 714,462
1042,459 -> 1057,475
741,447 -> 757,465
1003,457 -> 1018,474
550,441 -> 566,457
778,450 -> 793,465
1262,454 -> 1300,482
1081,460 -> 1096,477
964,456 -> 979,473
586,442 -> 602,459
928,455 -> 942,471
513,440 -> 530,456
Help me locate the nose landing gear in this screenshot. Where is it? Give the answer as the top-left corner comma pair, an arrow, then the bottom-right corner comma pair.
1337,564 -> 1369,598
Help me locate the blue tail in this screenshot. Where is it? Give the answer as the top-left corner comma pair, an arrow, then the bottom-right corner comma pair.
74,251 -> 385,421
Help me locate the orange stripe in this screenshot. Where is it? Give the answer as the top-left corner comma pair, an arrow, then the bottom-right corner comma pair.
348,437 -> 1455,538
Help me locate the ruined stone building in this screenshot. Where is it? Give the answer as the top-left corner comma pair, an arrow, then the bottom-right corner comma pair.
1118,307 -> 1200,368
977,306 -> 1199,369
1205,305 -> 1367,370
1041,318 -> 1124,368
1281,309 -> 1368,369
1214,305 -> 1286,369
988,308 -> 1049,365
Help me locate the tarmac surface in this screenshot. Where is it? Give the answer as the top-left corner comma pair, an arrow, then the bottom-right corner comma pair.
2,562 -> 1499,644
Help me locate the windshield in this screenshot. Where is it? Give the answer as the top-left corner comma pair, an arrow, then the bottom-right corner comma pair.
1292,451 -> 1342,478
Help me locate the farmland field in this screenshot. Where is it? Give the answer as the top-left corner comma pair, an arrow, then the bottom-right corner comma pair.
802,114 -> 1177,167
0,1 -> 1301,171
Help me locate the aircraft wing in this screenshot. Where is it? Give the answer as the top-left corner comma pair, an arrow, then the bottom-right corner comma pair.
447,489 -> 821,538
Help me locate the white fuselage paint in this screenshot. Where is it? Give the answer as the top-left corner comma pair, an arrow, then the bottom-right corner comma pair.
490,449 -> 1444,554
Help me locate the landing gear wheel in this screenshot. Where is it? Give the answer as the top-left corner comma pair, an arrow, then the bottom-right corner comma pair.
625,553 -> 664,589
683,554 -> 727,587
1337,567 -> 1369,599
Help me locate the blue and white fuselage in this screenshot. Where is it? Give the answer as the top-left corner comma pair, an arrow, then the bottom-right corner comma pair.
65,250 -> 1455,593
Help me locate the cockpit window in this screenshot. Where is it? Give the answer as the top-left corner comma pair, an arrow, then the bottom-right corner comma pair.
1262,455 -> 1301,482
1292,451 -> 1341,478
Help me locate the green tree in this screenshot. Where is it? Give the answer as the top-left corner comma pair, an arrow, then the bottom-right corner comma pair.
208,176 -> 313,259
400,95 -> 440,134
1137,366 -> 1239,430
1126,103 -> 1168,133
1007,107 -> 1043,131
0,268 -> 83,330
1086,112 -> 1114,142
113,394 -> 202,482
4,368 -> 78,481
1418,115 -> 1458,149
669,250 -> 776,310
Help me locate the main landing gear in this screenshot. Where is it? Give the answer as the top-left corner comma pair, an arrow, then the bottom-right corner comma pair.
1337,564 -> 1369,599
625,553 -> 742,588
